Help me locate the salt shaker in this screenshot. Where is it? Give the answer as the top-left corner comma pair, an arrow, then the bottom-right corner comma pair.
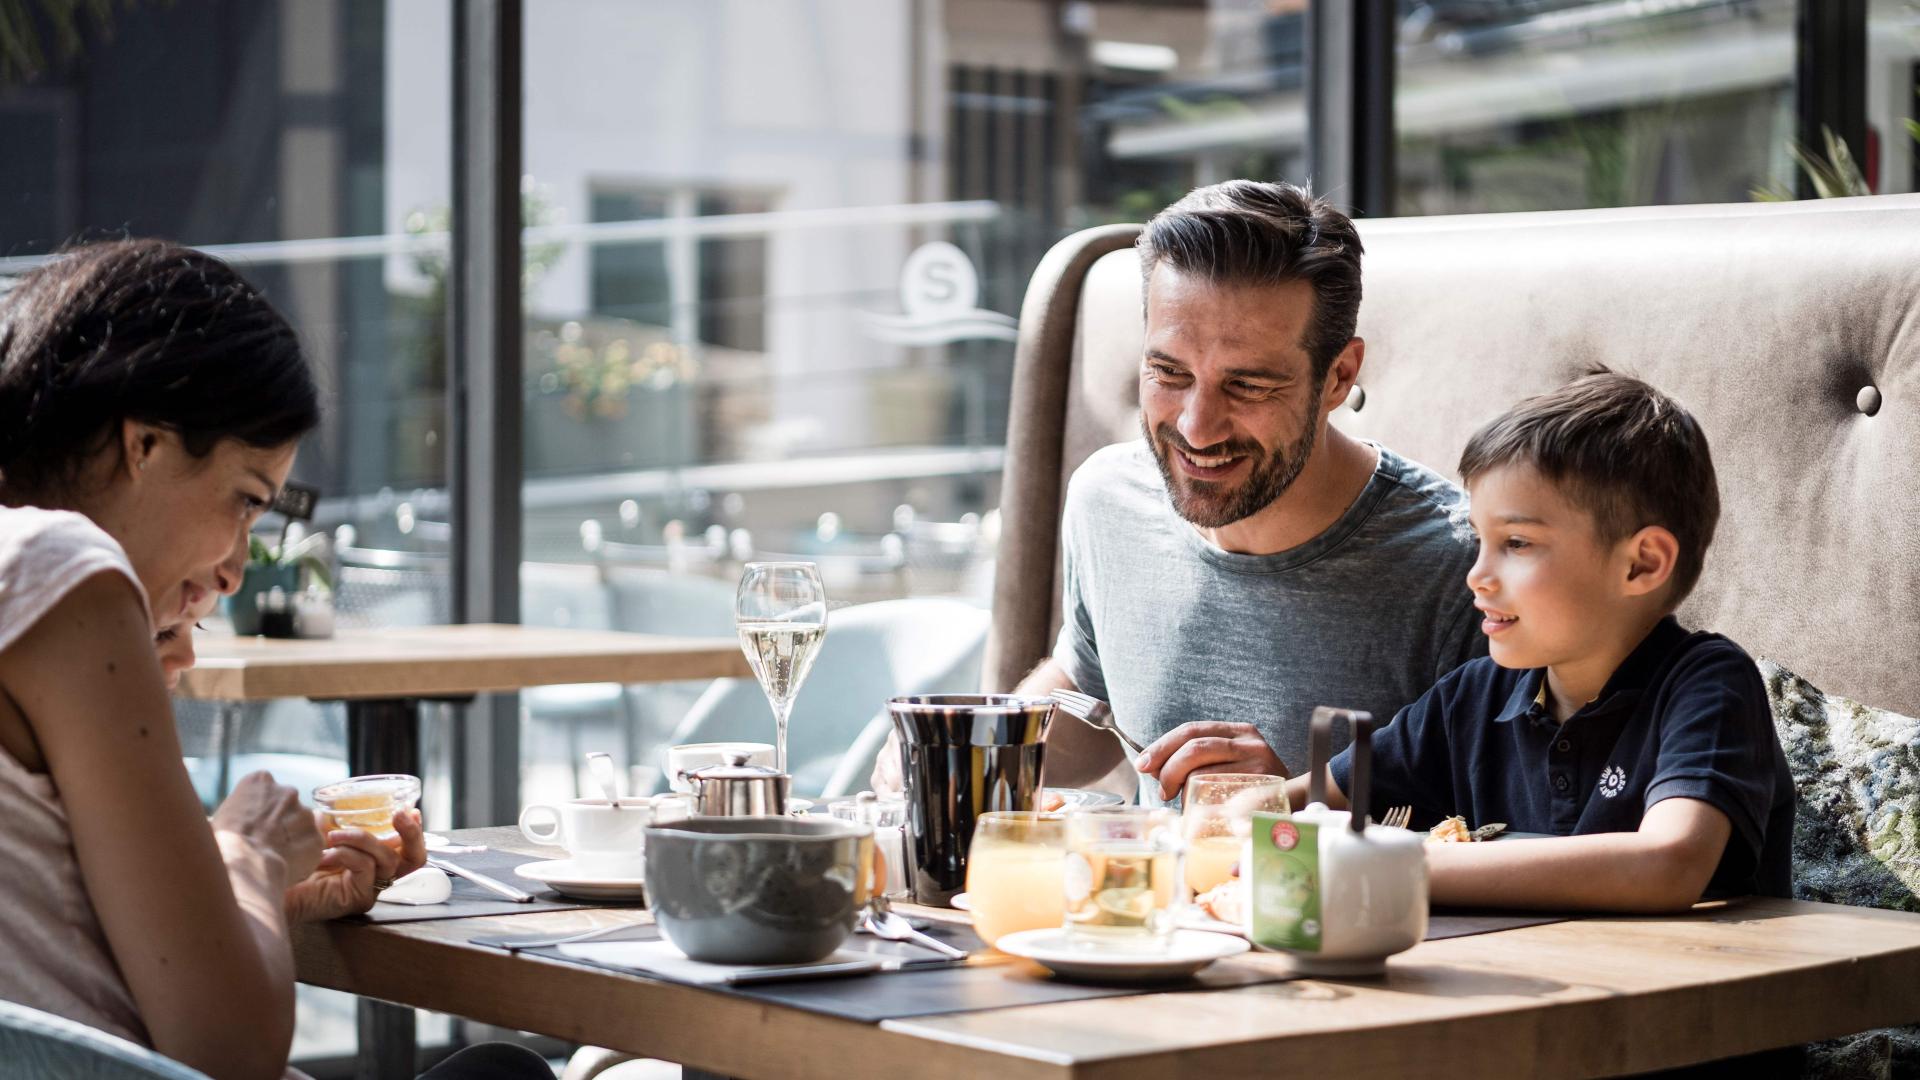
294,587 -> 335,639
832,791 -> 909,899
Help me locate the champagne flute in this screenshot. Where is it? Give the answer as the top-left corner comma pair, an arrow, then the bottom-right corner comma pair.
734,562 -> 827,774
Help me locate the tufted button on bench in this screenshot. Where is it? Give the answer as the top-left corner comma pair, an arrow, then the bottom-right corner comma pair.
1859,385 -> 1883,417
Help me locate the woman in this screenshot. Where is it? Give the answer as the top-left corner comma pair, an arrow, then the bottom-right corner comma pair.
0,240 -> 541,1079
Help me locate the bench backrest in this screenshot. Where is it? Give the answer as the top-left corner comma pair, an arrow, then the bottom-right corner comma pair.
988,195 -> 1920,716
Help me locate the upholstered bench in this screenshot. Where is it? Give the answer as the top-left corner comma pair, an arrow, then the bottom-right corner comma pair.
988,194 -> 1920,1077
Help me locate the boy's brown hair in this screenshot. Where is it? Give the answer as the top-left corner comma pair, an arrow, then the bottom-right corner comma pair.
1458,369 -> 1721,608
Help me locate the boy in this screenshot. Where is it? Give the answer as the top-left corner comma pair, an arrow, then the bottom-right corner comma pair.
1285,370 -> 1794,911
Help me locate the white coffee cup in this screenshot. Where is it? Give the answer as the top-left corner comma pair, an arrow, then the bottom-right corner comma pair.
518,796 -> 685,875
665,742 -> 775,794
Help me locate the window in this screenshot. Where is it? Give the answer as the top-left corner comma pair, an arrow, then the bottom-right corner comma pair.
1394,0 -> 1799,213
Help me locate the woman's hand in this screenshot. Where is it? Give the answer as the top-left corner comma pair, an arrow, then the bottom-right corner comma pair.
210,771 -> 325,883
283,808 -> 428,923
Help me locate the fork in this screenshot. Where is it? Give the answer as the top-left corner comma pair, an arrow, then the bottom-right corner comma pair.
1375,805 -> 1413,830
1048,689 -> 1146,756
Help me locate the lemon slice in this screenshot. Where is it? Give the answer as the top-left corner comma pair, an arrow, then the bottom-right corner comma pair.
1096,886 -> 1155,922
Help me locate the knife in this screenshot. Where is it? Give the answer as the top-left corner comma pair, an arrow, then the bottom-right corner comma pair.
428,857 -> 535,903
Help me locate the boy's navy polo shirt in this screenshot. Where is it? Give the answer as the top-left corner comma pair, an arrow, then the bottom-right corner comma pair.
1328,616 -> 1795,899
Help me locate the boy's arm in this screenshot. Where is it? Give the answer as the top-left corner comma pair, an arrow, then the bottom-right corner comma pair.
1302,685 -> 1459,822
1426,798 -> 1731,913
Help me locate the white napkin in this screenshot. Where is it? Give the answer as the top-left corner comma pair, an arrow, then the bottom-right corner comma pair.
375,866 -> 453,906
556,940 -> 882,984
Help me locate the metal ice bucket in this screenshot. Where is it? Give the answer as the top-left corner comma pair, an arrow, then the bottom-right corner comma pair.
886,693 -> 1054,906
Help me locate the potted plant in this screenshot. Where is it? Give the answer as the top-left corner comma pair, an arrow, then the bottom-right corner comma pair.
231,531 -> 332,635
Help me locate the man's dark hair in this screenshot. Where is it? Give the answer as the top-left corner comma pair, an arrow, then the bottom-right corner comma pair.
1136,180 -> 1364,381
1458,369 -> 1721,608
0,238 -> 319,498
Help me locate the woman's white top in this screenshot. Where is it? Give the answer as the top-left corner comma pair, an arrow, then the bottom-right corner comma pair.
0,506 -> 151,1045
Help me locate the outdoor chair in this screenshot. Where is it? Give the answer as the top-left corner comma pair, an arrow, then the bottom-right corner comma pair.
993,195 -> 1920,1076
521,560 -> 640,794
666,596 -> 991,797
0,1000 -> 209,1080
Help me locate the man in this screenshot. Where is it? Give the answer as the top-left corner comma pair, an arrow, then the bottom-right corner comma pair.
945,181 -> 1484,804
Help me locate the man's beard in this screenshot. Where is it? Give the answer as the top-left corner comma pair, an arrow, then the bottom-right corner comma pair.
1143,392 -> 1322,529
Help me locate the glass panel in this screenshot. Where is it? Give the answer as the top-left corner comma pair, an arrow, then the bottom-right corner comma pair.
1870,0 -> 1920,195
0,0 -> 454,1065
515,1 -> 1312,804
1394,0 -> 1799,214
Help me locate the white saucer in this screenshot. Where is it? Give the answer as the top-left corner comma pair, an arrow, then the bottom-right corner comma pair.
949,892 -> 971,911
513,859 -> 648,901
994,928 -> 1249,983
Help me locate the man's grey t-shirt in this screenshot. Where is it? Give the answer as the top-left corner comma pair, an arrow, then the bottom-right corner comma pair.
1051,440 -> 1485,803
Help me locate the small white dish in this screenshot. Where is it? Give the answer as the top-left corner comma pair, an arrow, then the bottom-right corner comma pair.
1176,910 -> 1247,938
514,858 -> 648,901
994,928 -> 1248,983
949,892 -> 972,912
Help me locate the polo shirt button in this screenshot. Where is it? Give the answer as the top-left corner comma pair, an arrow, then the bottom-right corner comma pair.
1556,740 -> 1571,753
1552,773 -> 1571,793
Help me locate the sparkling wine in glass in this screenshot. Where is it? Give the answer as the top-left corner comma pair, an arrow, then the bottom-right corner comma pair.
734,562 -> 827,774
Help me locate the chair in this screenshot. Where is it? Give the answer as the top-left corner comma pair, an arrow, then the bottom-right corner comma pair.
0,1000 -> 210,1080
667,597 -> 991,796
521,560 -> 637,794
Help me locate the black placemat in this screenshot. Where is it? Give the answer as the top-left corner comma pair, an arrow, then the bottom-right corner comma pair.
1425,910 -> 1571,940
475,923 -> 1296,1022
357,848 -> 617,924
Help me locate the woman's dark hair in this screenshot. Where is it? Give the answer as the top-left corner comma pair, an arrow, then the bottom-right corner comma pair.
0,238 -> 319,498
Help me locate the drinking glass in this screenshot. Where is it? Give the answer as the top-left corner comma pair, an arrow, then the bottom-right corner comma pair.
1063,807 -> 1182,950
965,811 -> 1067,948
1181,773 -> 1290,898
313,774 -> 421,841
734,562 -> 827,774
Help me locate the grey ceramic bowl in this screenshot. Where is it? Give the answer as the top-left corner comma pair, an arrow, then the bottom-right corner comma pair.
643,817 -> 874,965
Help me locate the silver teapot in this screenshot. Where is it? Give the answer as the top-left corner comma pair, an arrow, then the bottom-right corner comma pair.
686,750 -> 792,817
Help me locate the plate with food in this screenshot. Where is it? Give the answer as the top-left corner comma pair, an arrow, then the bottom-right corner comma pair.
995,928 -> 1248,983
1038,787 -> 1127,812
1425,816 -> 1553,843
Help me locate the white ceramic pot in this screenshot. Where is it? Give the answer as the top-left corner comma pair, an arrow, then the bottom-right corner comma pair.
1266,804 -> 1427,975
1245,706 -> 1429,976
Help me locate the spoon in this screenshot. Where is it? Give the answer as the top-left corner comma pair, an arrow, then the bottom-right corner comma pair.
586,752 -> 623,808
861,896 -> 968,960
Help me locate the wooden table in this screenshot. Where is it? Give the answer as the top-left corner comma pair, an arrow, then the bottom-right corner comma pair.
295,827 -> 1920,1079
177,624 -> 751,778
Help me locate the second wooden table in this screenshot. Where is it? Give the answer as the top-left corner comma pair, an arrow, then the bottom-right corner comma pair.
176,623 -> 752,777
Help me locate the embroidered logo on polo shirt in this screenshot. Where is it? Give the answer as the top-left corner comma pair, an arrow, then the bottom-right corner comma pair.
1598,765 -> 1627,798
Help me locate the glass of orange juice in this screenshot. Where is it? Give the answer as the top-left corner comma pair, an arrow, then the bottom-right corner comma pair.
965,811 -> 1066,949
313,774 -> 421,841
1181,773 -> 1288,898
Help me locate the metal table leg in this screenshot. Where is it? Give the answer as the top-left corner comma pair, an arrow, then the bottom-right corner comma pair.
345,697 -> 425,777
343,697 -> 424,1080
